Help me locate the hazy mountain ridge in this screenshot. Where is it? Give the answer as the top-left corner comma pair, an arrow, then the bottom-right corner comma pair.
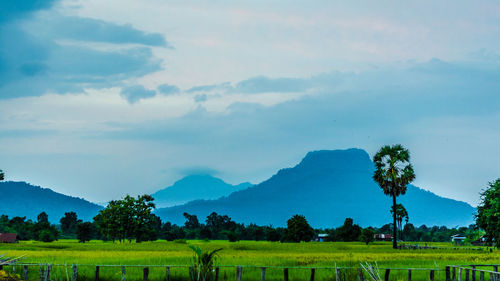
151,175 -> 252,208
156,149 -> 476,228
0,181 -> 102,222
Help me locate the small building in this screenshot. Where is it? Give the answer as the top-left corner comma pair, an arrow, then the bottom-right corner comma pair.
0,233 -> 17,243
374,234 -> 393,241
315,233 -> 329,242
451,234 -> 466,245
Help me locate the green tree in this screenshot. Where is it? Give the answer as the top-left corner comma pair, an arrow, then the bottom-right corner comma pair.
283,214 -> 314,242
0,169 -> 4,181
33,212 -> 58,242
93,195 -> 157,242
475,179 -> 500,247
60,212 -> 82,236
361,228 -> 375,245
337,218 -> 362,242
390,204 -> 409,241
373,144 -> 415,249
77,222 -> 93,243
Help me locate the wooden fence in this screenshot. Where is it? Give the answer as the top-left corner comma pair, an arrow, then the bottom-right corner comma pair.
0,263 -> 497,281
448,265 -> 499,281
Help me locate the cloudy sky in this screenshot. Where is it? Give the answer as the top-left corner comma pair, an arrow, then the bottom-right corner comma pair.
1,0 -> 499,205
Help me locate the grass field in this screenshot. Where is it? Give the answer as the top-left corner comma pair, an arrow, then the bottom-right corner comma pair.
1,240 -> 498,281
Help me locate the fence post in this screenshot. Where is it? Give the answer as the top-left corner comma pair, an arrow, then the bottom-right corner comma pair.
479,271 -> 484,281
284,268 -> 289,281
310,268 -> 315,281
359,268 -> 364,281
121,266 -> 126,281
465,269 -> 470,281
24,265 -> 28,281
430,269 -> 435,281
215,267 -> 219,281
385,269 -> 390,281
95,265 -> 100,281
408,269 -> 412,281
236,266 -> 242,281
47,264 -> 52,281
446,266 -> 451,281
336,268 -> 341,281
143,267 -> 149,281
166,266 -> 170,281
72,264 -> 78,281
472,266 -> 476,281
261,267 -> 266,281
453,267 -> 456,281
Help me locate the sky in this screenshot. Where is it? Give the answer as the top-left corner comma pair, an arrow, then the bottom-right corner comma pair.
1,0 -> 499,205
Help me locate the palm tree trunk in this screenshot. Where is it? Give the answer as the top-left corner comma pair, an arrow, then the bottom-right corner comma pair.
392,195 -> 397,249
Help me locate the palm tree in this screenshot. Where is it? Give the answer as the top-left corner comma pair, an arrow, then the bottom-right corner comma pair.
0,169 -> 3,181
373,145 -> 415,249
390,204 -> 409,241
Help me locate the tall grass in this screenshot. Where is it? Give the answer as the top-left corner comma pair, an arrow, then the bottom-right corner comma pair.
0,240 -> 497,280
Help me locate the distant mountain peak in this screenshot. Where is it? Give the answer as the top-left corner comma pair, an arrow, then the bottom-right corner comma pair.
296,148 -> 373,171
152,175 -> 252,208
157,148 -> 475,228
0,181 -> 102,222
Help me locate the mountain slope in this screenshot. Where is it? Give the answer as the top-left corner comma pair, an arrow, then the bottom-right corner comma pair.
152,175 -> 252,208
0,181 -> 102,222
156,149 -> 475,228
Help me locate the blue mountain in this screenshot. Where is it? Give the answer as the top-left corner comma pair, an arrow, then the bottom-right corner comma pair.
0,181 -> 102,223
151,175 -> 252,208
156,149 -> 476,228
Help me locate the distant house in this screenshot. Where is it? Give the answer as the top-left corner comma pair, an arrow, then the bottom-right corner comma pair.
315,233 -> 329,242
374,234 -> 393,241
451,234 -> 466,245
0,233 -> 17,243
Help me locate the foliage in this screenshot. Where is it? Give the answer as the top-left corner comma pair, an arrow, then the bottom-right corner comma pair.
77,222 -> 94,243
390,204 -> 409,240
93,194 -> 157,242
361,228 -> 375,245
33,212 -> 58,242
0,270 -> 21,281
475,179 -> 500,246
360,262 -> 382,281
0,169 -> 3,181
60,212 -> 81,237
336,218 -> 362,242
188,245 -> 222,281
373,144 -> 415,248
283,214 -> 315,242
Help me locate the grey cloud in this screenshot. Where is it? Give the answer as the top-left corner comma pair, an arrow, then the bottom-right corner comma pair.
194,94 -> 207,102
0,6 -> 168,99
235,76 -> 311,93
157,83 -> 180,95
34,16 -> 169,47
120,85 -> 156,104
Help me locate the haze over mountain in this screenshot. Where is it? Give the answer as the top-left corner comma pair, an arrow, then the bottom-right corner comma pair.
0,181 -> 102,223
151,175 -> 252,208
156,149 -> 476,228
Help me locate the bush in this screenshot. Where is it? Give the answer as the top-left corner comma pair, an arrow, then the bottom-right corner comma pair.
174,239 -> 187,244
0,271 -> 21,281
39,230 -> 56,242
225,231 -> 239,242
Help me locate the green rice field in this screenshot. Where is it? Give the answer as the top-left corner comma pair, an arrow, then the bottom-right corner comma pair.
1,240 -> 498,281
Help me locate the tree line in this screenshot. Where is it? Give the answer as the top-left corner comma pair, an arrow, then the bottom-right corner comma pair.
0,200 -> 481,244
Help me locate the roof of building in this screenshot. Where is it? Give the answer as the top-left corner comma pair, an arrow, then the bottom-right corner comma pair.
0,233 -> 17,243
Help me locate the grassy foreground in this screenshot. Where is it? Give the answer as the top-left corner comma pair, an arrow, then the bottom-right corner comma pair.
1,240 -> 498,281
